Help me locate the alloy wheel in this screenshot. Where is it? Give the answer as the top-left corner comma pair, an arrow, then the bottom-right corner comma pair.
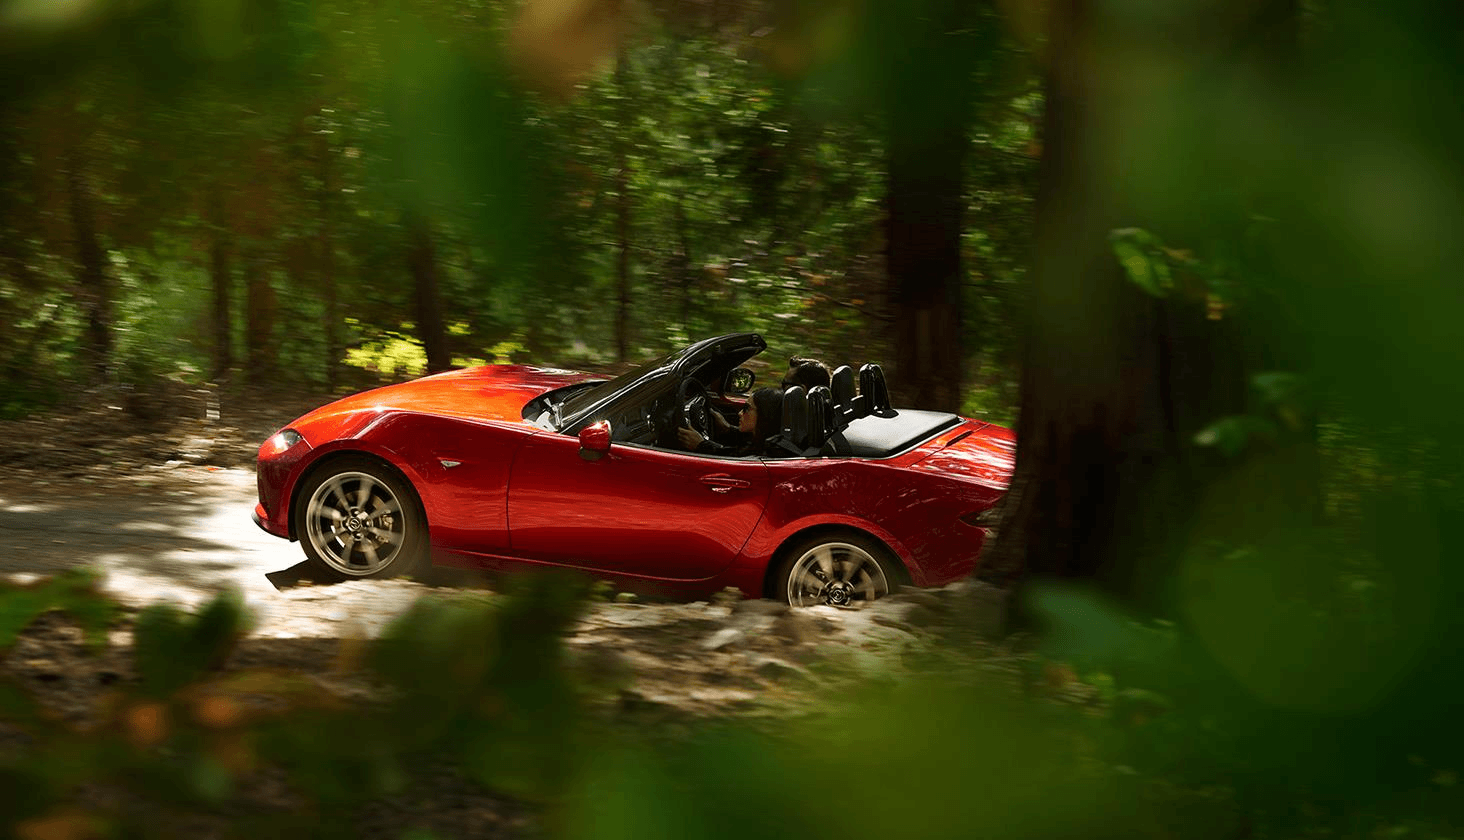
303,470 -> 407,577
785,541 -> 891,607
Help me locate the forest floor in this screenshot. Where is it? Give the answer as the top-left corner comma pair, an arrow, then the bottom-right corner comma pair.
0,386 -> 1037,838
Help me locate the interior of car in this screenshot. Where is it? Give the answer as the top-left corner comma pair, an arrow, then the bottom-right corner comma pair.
532,334 -> 962,460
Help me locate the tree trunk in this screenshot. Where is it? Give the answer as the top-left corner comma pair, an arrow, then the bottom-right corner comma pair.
882,0 -> 975,414
407,213 -> 451,374
317,140 -> 340,389
613,48 -> 632,363
982,0 -> 1300,615
207,187 -> 233,381
243,248 -> 277,384
66,155 -> 111,383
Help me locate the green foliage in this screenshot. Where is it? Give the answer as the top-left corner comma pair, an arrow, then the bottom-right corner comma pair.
562,675 -> 1241,840
2,569 -> 1460,839
0,568 -> 115,652
0,0 -> 1034,406
1194,372 -> 1313,456
342,324 -> 430,380
1110,227 -> 1175,298
1192,414 -> 1279,456
132,589 -> 250,698
0,572 -> 596,835
366,572 -> 590,799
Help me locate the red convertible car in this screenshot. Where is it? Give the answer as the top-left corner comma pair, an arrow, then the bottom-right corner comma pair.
253,333 -> 1014,606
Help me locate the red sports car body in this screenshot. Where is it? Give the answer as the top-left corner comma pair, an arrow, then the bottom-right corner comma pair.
253,333 -> 1014,605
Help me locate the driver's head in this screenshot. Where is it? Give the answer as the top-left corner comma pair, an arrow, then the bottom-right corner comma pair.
783,356 -> 831,391
742,387 -> 783,439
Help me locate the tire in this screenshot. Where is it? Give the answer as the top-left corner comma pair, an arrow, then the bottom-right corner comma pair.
773,531 -> 902,607
293,455 -> 429,581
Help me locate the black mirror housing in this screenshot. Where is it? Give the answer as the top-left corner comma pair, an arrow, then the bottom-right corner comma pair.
725,367 -> 755,394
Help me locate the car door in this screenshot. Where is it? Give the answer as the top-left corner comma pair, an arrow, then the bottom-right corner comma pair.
506,432 -> 771,581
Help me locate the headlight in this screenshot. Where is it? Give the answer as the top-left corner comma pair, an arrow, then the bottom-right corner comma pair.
260,428 -> 309,461
269,429 -> 304,450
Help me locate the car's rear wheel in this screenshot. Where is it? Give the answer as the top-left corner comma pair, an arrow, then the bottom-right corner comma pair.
294,456 -> 428,580
774,532 -> 900,607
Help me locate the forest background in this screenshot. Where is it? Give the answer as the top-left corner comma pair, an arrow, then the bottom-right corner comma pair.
0,0 -> 1036,422
5,0 -> 1464,837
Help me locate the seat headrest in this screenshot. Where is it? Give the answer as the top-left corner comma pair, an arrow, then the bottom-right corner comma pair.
859,363 -> 892,416
829,366 -> 855,419
780,386 -> 809,449
805,385 -> 833,451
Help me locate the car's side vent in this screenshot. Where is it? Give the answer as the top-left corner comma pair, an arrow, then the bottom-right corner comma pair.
959,508 -> 1001,528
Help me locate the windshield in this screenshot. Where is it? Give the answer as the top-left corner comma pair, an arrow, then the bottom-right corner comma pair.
556,350 -> 677,425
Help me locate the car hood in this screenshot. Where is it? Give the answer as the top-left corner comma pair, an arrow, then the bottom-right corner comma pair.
291,365 -> 599,430
907,420 -> 1016,488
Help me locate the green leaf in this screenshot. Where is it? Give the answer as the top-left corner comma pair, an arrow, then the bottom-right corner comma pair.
1193,415 -> 1279,457
1109,227 -> 1173,297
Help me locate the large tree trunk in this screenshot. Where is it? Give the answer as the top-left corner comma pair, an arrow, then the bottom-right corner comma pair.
66,154 -> 111,383
207,187 -> 233,381
983,0 -> 1300,615
882,0 -> 976,414
406,213 -> 451,374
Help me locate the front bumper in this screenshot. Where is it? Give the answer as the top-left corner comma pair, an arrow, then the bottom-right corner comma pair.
253,502 -> 291,539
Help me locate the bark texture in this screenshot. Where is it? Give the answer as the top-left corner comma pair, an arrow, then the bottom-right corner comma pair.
407,213 -> 451,374
983,0 -> 1302,615
67,157 -> 112,383
317,140 -> 340,389
208,187 -> 233,381
243,249 -> 277,384
882,0 -> 976,414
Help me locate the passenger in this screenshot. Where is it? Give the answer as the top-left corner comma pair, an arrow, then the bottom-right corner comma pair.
783,355 -> 832,391
679,387 -> 784,456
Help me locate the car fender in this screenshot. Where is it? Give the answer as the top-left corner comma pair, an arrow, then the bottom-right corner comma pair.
281,411 -> 453,536
735,512 -> 923,590
293,410 -> 536,552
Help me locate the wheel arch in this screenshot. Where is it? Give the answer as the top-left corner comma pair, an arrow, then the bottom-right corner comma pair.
760,523 -> 911,599
287,448 -> 427,540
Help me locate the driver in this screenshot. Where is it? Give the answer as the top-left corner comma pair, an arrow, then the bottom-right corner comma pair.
701,354 -> 830,438
678,387 -> 783,456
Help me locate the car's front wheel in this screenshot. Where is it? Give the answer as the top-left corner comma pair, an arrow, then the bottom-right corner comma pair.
774,532 -> 900,607
294,456 -> 429,580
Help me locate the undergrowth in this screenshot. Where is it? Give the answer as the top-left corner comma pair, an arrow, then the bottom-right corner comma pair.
1,571 -> 1459,840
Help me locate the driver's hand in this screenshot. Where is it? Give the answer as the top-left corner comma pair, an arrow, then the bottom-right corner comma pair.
677,426 -> 705,449
711,411 -> 732,432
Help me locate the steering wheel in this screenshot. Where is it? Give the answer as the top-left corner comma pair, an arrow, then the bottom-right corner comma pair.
677,378 -> 712,441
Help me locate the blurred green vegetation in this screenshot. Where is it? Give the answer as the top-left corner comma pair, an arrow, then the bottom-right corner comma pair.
5,569 -> 1461,838
0,0 -> 1034,414
5,0 -> 1464,837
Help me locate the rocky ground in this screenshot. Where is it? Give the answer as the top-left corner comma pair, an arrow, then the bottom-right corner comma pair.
0,386 -> 1042,838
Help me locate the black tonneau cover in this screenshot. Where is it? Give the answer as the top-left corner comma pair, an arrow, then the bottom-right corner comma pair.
837,410 -> 960,458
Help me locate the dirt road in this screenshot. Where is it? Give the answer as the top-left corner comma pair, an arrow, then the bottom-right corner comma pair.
1,451 -> 1022,734
0,464 -> 433,639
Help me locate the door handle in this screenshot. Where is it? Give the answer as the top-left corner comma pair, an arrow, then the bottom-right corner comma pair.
699,474 -> 752,493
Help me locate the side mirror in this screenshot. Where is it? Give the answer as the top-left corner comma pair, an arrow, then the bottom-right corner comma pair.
724,367 -> 756,395
578,420 -> 612,461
